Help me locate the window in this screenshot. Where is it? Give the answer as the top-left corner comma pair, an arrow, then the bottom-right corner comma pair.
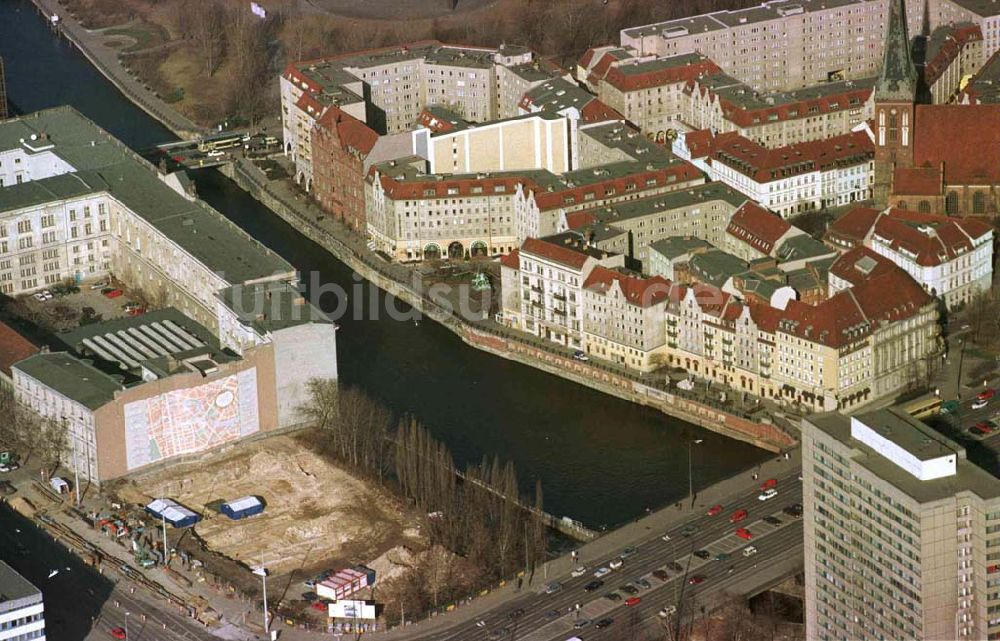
973,191 -> 987,214
946,191 -> 959,214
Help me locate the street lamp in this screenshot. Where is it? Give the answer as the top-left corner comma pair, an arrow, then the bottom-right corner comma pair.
124,611 -> 130,640
688,439 -> 704,506
253,566 -> 269,634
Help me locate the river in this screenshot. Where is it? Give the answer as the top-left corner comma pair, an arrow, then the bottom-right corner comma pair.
0,0 -> 770,529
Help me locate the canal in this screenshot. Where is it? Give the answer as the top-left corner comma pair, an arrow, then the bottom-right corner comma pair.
0,0 -> 770,528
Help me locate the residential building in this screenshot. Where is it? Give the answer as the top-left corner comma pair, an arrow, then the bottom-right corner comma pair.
825,206 -> 994,307
281,42 -> 562,190
922,23 -> 985,104
311,105 -> 411,233
413,112 -> 572,175
581,267 -> 679,372
803,407 -> 1000,640
675,129 -> 874,218
958,48 -> 1000,103
0,321 -> 38,390
0,107 -> 295,335
681,73 -> 875,148
722,201 -> 808,262
0,561 -> 45,641
517,77 -> 624,125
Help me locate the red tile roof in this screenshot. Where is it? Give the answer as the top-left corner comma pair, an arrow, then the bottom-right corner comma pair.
532,163 -> 702,211
824,207 -> 881,248
500,248 -> 520,269
372,171 -> 542,201
726,202 -> 791,255
872,208 -> 993,266
583,267 -> 679,307
705,130 -> 873,183
565,211 -> 598,230
0,321 -> 38,377
682,129 -> 716,159
602,58 -> 721,92
913,104 -> 1000,185
828,245 -> 899,287
520,237 -> 592,270
580,99 -> 626,124
316,105 -> 379,156
892,165 -> 942,196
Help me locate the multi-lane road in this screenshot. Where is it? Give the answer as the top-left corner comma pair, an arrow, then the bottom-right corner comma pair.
414,468 -> 804,641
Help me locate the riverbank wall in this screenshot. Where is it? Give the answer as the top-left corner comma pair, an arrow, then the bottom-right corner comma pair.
221,160 -> 796,453
28,0 -> 203,138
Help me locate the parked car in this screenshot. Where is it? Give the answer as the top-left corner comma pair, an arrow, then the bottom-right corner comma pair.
0,462 -> 19,473
667,562 -> 684,573
32,290 -> 53,302
658,605 -> 678,618
714,552 -> 731,562
604,592 -> 622,602
103,288 -> 123,298
973,398 -> 989,410
625,596 -> 642,607
661,532 -> 672,542
619,584 -> 639,595
634,578 -> 651,590
681,525 -> 698,537
620,546 -> 638,559
760,478 -> 778,490
543,609 -> 560,620
730,509 -> 748,523
90,280 -> 110,290
573,619 -> 591,630
783,503 -> 803,518
693,550 -> 711,560
688,575 -> 706,585
970,424 -> 992,436
707,504 -> 723,516
763,516 -> 783,525
743,546 -> 758,557
736,527 -> 754,540
571,565 -> 587,577
544,581 -> 562,594
595,618 -> 614,629
584,580 -> 604,592
758,488 -> 778,501
980,388 -> 996,402
110,628 -> 127,640
609,558 -> 624,570
941,399 -> 960,414
652,569 -> 670,581
593,567 -> 611,578
573,350 -> 589,361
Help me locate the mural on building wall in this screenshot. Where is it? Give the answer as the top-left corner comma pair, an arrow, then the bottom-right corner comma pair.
123,368 -> 260,470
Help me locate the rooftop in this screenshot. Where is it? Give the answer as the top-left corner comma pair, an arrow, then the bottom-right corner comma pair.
217,281 -> 331,335
960,49 -> 1000,104
13,351 -> 123,410
0,108 -> 292,284
0,321 -> 39,378
649,236 -> 711,261
0,561 -> 42,616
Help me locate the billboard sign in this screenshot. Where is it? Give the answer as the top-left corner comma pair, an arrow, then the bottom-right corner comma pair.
329,600 -> 377,620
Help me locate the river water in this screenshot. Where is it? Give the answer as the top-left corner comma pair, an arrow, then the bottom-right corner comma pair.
0,0 -> 770,528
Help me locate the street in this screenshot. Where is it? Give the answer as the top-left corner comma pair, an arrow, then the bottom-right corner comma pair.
406,467 -> 803,641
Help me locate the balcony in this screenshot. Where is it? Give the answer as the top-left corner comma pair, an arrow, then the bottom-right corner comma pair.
552,291 -> 566,301
530,285 -> 544,294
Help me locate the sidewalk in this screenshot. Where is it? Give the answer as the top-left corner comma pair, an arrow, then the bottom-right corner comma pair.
275,449 -> 802,641
29,0 -> 203,138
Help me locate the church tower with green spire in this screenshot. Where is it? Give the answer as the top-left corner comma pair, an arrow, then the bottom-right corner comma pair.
873,0 -> 919,207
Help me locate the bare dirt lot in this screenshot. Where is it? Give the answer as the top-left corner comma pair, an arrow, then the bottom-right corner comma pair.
113,431 -> 426,578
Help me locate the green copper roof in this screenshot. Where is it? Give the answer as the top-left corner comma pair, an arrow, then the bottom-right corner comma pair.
876,0 -> 918,102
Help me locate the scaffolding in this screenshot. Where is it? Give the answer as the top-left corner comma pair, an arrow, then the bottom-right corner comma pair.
0,56 -> 7,120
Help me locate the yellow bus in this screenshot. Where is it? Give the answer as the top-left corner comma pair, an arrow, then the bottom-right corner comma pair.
904,396 -> 943,419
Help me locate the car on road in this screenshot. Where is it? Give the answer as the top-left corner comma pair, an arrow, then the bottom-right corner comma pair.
707,504 -> 724,516
783,503 -> 803,518
573,350 -> 589,361
544,581 -> 562,594
625,596 -> 642,607
661,532 -> 672,542
652,569 -> 670,581
758,488 -> 778,501
730,509 -> 748,523
595,618 -> 614,629
584,579 -> 604,592
604,592 -> 622,602
688,575 -> 706,585
743,545 -> 758,557
111,628 -> 127,640
736,527 -> 754,540
980,388 -> 996,402
659,605 -> 678,618
693,549 -> 711,559
681,525 -> 697,537
760,478 -> 778,490
609,558 -> 624,570
207,150 -> 226,158
487,627 -> 510,639
507,608 -> 525,620
667,562 -> 684,573
620,546 -> 639,559
974,399 -> 990,410
620,584 -> 639,595
593,567 -> 611,578
543,609 -> 560,620
573,619 -> 591,630
714,552 -> 731,562
763,516 -> 782,525
0,462 -> 19,473
634,578 -> 651,589
571,565 -> 587,577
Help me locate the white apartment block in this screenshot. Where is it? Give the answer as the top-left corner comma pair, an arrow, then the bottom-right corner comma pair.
675,129 -> 874,218
281,42 -> 564,190
0,561 -> 45,641
804,408 -> 1000,641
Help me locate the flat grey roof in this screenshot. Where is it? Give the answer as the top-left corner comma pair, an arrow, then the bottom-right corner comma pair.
13,351 -> 123,410
0,560 -> 42,609
0,108 -> 293,285
217,281 -> 331,334
807,410 -> 1000,503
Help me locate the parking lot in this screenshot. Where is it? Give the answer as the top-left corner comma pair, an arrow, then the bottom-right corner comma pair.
6,278 -> 144,335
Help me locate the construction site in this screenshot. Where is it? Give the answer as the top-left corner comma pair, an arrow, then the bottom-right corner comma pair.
109,431 -> 426,580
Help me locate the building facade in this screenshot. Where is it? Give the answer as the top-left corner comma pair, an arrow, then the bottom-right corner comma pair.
0,561 -> 45,641
804,408 -> 1000,641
